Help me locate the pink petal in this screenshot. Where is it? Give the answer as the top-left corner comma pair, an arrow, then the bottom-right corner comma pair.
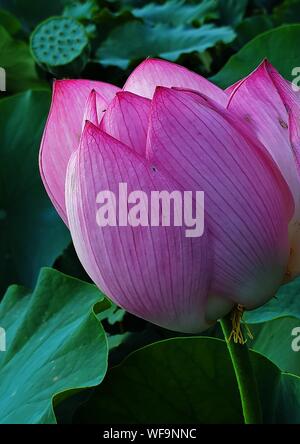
82,90 -> 99,129
100,91 -> 151,156
124,58 -> 227,106
227,61 -> 300,213
225,79 -> 243,96
227,60 -> 300,278
147,87 -> 293,309
40,79 -> 120,223
66,122 -> 213,333
265,61 -> 300,172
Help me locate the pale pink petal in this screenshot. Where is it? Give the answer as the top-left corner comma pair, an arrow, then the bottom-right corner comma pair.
147,87 -> 293,309
40,79 -> 120,223
124,58 -> 227,105
100,91 -> 151,156
66,122 -> 213,333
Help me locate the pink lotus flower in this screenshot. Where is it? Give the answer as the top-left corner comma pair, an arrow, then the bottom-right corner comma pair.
40,58 -> 298,333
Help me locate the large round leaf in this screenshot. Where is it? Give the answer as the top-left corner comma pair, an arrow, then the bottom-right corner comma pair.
76,337 -> 300,424
245,277 -> 300,377
0,90 -> 70,295
249,318 -> 300,377
245,277 -> 300,323
211,24 -> 300,88
0,268 -> 109,424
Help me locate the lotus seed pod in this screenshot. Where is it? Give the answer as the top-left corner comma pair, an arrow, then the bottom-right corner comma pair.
30,16 -> 90,77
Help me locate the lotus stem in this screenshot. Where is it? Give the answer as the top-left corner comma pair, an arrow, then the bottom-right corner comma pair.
220,313 -> 263,424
